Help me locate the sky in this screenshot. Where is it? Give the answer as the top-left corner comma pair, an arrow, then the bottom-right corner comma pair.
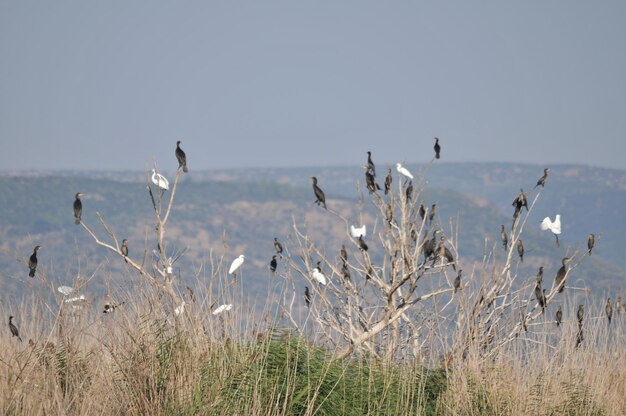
1,1 -> 625,171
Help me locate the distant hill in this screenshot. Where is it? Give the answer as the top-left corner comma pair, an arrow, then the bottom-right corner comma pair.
0,163 -> 623,302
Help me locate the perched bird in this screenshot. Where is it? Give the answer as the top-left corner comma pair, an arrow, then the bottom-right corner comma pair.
396,163 -> 413,180
423,229 -> 441,261
454,269 -> 462,293
365,170 -> 380,193
405,180 -> 413,201
418,203 -> 426,221
384,168 -> 392,195
429,204 -> 437,225
270,255 -> 277,274
435,236 -> 456,270
555,257 -> 570,293
500,225 -> 508,251
606,298 -> 613,325
73,192 -> 84,224
366,151 -> 376,177
121,239 -> 129,257
518,189 -> 528,211
304,286 -> 311,307
536,266 -> 544,285
540,215 -> 561,247
535,285 -> 547,313
341,262 -> 351,281
274,238 -> 283,257
311,177 -> 326,209
433,137 -> 441,159
311,263 -> 327,285
151,169 -> 170,191
517,239 -> 524,262
228,254 -> 245,277
350,225 -> 366,238
9,316 -> 22,342
555,305 -> 563,327
534,168 -> 550,188
28,245 -> 41,278
103,301 -> 125,314
577,304 -> 584,325
358,236 -> 368,252
340,245 -> 348,264
175,140 -> 188,173
587,233 -> 595,254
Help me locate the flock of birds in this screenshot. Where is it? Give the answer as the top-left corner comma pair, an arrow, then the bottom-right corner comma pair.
7,138 -> 623,347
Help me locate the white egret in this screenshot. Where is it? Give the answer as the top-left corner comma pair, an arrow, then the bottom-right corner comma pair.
57,286 -> 74,296
396,163 -> 414,180
350,225 -> 366,238
311,266 -> 327,285
212,304 -> 233,315
540,214 -> 561,246
151,169 -> 170,190
229,254 -> 245,276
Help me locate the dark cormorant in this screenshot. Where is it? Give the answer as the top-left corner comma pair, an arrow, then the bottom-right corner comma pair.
121,239 -> 128,257
405,180 -> 413,201
384,168 -> 392,195
517,239 -> 524,262
340,245 -> 348,264
519,189 -> 528,211
587,233 -> 595,254
358,236 -> 368,252
366,151 -> 376,177
500,225 -> 508,251
365,170 -> 380,193
270,255 -> 277,274
28,245 -> 40,278
9,316 -> 22,342
418,203 -> 426,221
555,306 -> 563,327
434,137 -> 441,159
311,177 -> 327,209
555,257 -> 570,293
535,284 -> 546,313
304,286 -> 311,308
429,204 -> 437,225
341,262 -> 350,281
73,192 -> 84,224
534,168 -> 549,188
423,229 -> 441,260
454,269 -> 462,293
274,238 -> 283,257
577,304 -> 584,325
606,298 -> 612,324
175,140 -> 188,173
435,236 -> 455,270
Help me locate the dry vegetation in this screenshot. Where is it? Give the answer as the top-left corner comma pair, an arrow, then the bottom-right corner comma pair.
1,163 -> 625,415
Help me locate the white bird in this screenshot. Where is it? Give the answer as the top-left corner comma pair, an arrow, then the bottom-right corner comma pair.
212,303 -> 233,315
311,267 -> 328,285
541,214 -> 561,247
396,163 -> 414,180
174,301 -> 186,316
64,294 -> 86,303
350,224 -> 367,238
151,169 -> 170,190
57,286 -> 74,296
229,254 -> 245,275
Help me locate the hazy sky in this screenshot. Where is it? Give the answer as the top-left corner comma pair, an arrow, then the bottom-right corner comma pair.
1,1 -> 625,171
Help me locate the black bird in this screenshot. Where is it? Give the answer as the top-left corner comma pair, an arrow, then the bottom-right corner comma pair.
9,316 -> 22,342
311,177 -> 327,209
534,168 -> 550,188
500,225 -> 508,251
606,298 -> 613,325
405,180 -> 413,201
418,203 -> 426,221
518,189 -> 528,211
270,255 -> 277,274
423,229 -> 441,261
577,304 -> 584,326
358,236 -> 368,252
555,257 -> 570,293
555,305 -> 563,327
587,233 -> 595,254
304,286 -> 311,308
341,262 -> 351,281
435,236 -> 455,270
365,170 -> 380,193
73,192 -> 84,224
384,168 -> 392,195
274,238 -> 283,257
517,239 -> 524,262
121,239 -> 129,257
103,301 -> 125,314
28,245 -> 41,278
434,137 -> 441,159
429,204 -> 437,225
340,245 -> 348,264
175,140 -> 188,173
536,266 -> 544,285
535,284 -> 547,313
454,269 -> 462,293
366,151 -> 376,177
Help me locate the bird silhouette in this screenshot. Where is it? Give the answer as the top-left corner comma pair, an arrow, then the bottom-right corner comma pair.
175,140 -> 188,173
434,137 -> 441,159
517,239 -> 524,262
9,316 -> 22,342
73,192 -> 84,224
384,168 -> 392,195
555,306 -> 563,327
311,177 -> 327,209
587,233 -> 595,254
270,255 -> 277,274
534,168 -> 549,188
28,245 -> 41,278
555,257 -> 570,293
